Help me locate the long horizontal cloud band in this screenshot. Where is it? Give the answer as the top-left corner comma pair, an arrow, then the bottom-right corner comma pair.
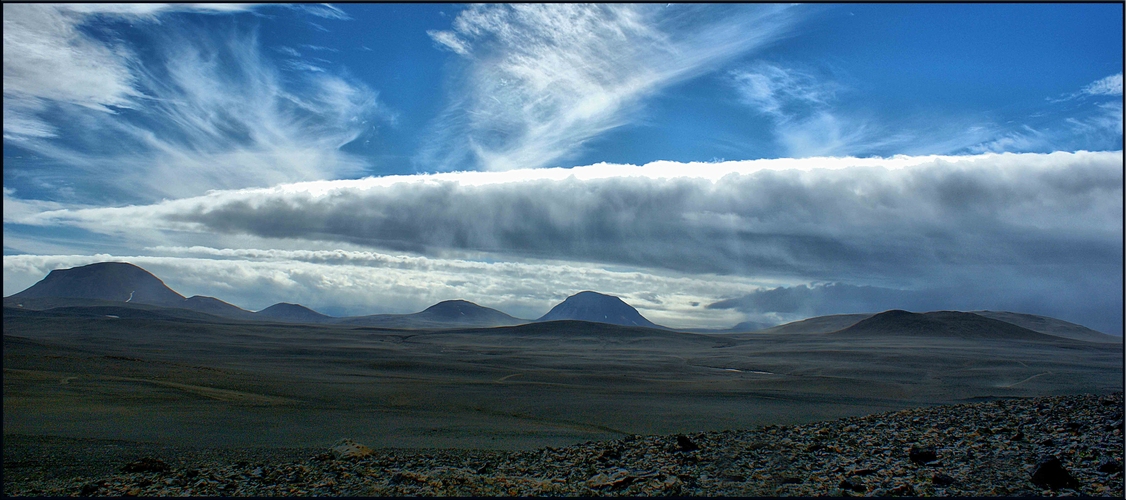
21,151 -> 1124,283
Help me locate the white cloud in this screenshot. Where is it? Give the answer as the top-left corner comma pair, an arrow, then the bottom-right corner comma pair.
1081,72 -> 1123,97
426,30 -> 470,55
3,188 -> 64,223
419,4 -> 800,171
1049,72 -> 1124,103
7,151 -> 1121,331
3,4 -> 385,201
2,4 -> 140,120
728,62 -> 902,157
15,151 -> 1121,281
730,63 -> 836,118
289,4 -> 351,21
276,46 -> 303,57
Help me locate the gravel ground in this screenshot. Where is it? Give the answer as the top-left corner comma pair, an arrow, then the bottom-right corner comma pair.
4,392 -> 1123,497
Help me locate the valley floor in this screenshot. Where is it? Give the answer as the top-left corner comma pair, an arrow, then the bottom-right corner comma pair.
4,392 -> 1123,497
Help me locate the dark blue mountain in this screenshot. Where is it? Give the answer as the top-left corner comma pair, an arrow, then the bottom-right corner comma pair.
536,291 -> 662,328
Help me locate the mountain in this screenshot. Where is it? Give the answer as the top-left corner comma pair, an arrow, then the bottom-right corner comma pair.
9,262 -> 186,307
754,313 -> 874,335
256,303 -> 333,323
833,310 -> 1057,341
339,300 -> 525,329
411,300 -> 524,327
678,320 -> 776,334
7,262 -> 260,322
536,291 -> 663,328
183,295 -> 256,320
972,310 -> 1121,343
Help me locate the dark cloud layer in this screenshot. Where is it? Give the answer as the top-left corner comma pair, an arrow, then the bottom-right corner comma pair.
24,152 -> 1123,334
164,153 -> 1121,284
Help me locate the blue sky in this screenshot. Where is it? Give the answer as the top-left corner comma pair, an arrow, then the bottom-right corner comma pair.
3,4 -> 1123,334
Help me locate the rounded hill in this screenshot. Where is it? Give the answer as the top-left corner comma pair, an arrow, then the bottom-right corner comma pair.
536,291 -> 662,328
8,262 -> 185,307
833,310 -> 1058,341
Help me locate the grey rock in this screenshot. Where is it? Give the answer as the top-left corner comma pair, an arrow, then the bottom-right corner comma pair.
1030,456 -> 1079,490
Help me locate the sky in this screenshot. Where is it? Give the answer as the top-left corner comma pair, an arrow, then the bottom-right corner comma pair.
3,3 -> 1123,335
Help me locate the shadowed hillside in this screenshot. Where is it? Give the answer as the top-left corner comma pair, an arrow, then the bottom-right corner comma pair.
339,300 -> 525,328
537,291 -> 662,328
9,262 -> 186,307
833,310 -> 1060,341
973,310 -> 1121,343
257,303 -> 333,323
411,300 -> 525,327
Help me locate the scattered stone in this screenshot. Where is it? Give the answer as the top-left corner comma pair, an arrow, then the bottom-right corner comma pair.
675,435 -> 699,452
908,445 -> 938,464
889,483 -> 915,495
330,439 -> 373,460
78,482 -> 101,496
121,458 -> 169,473
839,478 -> 866,492
932,472 -> 957,486
1030,456 -> 1080,490
4,392 -> 1123,497
1098,459 -> 1123,474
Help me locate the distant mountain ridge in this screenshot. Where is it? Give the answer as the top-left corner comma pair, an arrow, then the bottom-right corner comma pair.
536,291 -> 663,329
5,262 -> 528,329
5,262 -> 1120,341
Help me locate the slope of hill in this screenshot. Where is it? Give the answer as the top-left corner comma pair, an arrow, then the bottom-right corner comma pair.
183,295 -> 256,320
8,262 -> 186,307
536,291 -> 662,328
972,310 -> 1121,343
679,320 -> 776,334
753,313 -> 874,335
833,310 -> 1059,341
411,300 -> 525,327
256,303 -> 333,323
338,300 -> 525,329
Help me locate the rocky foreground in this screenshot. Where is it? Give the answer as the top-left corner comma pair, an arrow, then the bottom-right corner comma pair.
4,392 -> 1123,497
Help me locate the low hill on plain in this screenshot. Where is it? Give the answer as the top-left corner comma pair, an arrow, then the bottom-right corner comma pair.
832,310 -> 1060,341
972,310 -> 1120,343
339,300 -> 525,328
257,303 -> 333,324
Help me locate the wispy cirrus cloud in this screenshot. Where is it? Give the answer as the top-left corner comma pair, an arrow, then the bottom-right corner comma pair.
730,63 -> 837,118
3,3 -> 383,203
963,73 -> 1123,154
1081,72 -> 1123,96
2,4 -> 142,140
288,4 -> 351,21
418,4 -> 801,171
728,62 -> 910,157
